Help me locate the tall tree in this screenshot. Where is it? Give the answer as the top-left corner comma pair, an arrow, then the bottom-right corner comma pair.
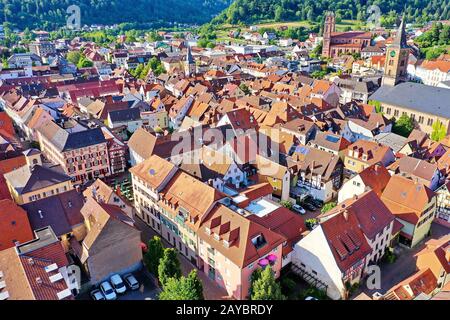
158,248 -> 182,286
186,270 -> 204,300
158,271 -> 204,300
251,267 -> 285,300
144,236 -> 165,275
431,121 -> 447,142
393,114 -> 415,137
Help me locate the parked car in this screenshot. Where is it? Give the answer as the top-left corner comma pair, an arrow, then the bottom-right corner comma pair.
302,201 -> 317,211
305,296 -> 318,300
100,281 -> 117,300
124,273 -> 140,290
304,196 -> 323,208
292,204 -> 306,215
90,289 -> 106,301
110,274 -> 127,294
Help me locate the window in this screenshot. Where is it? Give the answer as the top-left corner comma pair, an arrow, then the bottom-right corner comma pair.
427,118 -> 433,126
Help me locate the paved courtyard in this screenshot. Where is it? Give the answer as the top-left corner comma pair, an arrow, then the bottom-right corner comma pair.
358,221 -> 450,298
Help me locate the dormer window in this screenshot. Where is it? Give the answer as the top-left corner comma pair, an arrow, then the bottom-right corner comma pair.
223,240 -> 230,248
214,234 -> 220,241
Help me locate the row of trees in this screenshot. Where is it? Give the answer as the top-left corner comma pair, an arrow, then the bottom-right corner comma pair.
416,22 -> 450,60
212,0 -> 449,26
143,236 -> 204,300
0,0 -> 232,31
144,236 -> 287,300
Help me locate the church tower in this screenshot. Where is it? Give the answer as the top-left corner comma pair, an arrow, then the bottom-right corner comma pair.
184,46 -> 195,77
322,12 -> 336,58
382,16 -> 409,87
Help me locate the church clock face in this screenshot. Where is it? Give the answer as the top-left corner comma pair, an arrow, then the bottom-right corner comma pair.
390,50 -> 396,57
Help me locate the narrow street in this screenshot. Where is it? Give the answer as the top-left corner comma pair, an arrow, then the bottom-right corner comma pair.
133,212 -> 231,300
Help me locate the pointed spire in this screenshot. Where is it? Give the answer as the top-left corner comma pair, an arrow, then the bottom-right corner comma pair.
393,13 -> 407,48
186,45 -> 194,64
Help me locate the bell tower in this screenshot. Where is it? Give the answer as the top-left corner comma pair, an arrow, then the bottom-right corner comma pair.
322,12 -> 335,58
382,15 -> 409,87
185,46 -> 195,77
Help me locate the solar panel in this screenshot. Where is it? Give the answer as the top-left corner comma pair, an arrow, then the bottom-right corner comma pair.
297,146 -> 309,155
325,135 -> 340,143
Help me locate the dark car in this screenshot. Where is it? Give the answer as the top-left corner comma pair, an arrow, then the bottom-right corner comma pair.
304,196 -> 323,208
302,202 -> 317,211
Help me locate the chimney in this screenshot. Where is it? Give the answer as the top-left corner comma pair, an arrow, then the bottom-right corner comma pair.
353,194 -> 359,200
343,210 -> 349,221
35,277 -> 43,285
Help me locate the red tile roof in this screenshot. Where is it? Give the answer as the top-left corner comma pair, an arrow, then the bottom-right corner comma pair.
0,199 -> 34,251
248,207 -> 305,256
19,240 -> 72,300
321,209 -> 372,272
324,190 -> 394,240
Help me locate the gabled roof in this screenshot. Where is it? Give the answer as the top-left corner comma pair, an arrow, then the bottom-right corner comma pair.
16,227 -> 72,300
358,164 -> 391,197
22,190 -> 84,237
388,156 -> 439,183
4,164 -> 71,195
108,108 -> 141,123
38,121 -> 106,151
159,171 -> 224,229
323,190 -> 395,240
389,268 -> 437,300
198,204 -> 286,268
248,207 -> 305,256
80,197 -> 139,256
381,175 -> 435,223
129,155 -> 176,190
320,210 -> 372,272
370,82 -> 450,119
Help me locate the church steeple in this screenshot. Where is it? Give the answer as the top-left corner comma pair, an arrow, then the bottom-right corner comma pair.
382,15 -> 409,87
185,46 -> 195,77
393,14 -> 408,48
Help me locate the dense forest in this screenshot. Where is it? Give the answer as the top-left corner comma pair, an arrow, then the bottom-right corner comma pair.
212,0 -> 450,26
0,0 -> 232,30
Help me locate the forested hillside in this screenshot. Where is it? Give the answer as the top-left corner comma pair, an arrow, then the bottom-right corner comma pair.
212,0 -> 450,26
0,0 -> 232,30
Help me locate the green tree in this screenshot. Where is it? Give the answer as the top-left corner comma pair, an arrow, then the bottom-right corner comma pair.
280,200 -> 293,210
159,270 -> 204,300
67,51 -> 82,65
431,120 -> 447,142
77,57 -> 93,68
393,114 -> 415,137
144,236 -> 165,275
369,100 -> 383,114
239,83 -> 250,95
186,269 -> 204,300
321,202 -> 337,214
251,267 -> 285,300
158,248 -> 182,286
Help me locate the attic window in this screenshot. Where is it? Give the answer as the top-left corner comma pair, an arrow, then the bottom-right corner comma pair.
251,234 -> 267,249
